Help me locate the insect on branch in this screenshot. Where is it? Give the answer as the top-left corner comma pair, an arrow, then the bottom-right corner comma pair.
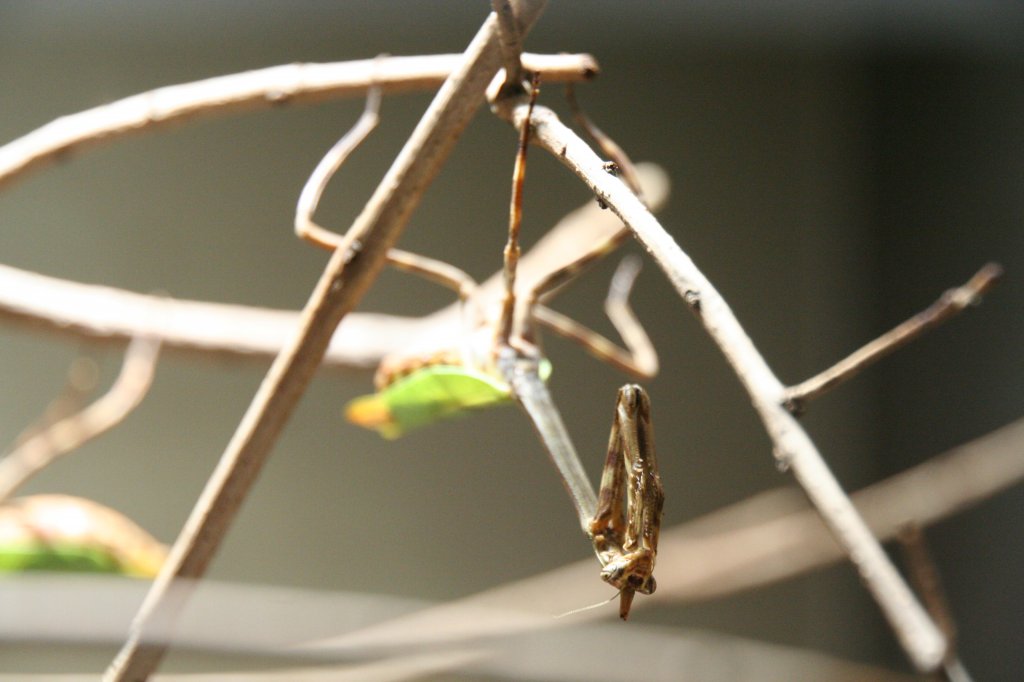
103,2 -> 551,679
490,89 -> 949,671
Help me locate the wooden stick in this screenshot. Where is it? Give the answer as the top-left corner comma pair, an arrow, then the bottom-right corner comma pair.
0,52 -> 594,192
103,2 -> 549,679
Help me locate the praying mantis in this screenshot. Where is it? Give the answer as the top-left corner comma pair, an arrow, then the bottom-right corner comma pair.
296,78 -> 664,619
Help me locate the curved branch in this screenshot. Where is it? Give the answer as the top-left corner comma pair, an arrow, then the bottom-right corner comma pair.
0,52 -> 596,192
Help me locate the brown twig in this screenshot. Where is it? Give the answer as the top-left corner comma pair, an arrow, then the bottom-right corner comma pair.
897,527 -> 976,682
0,336 -> 160,503
565,83 -> 644,199
492,93 -> 948,671
785,263 -> 1003,411
103,2 -> 549,680
0,52 -> 594,192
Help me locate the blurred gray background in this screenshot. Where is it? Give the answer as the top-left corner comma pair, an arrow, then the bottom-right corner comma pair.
1,1 -> 1022,678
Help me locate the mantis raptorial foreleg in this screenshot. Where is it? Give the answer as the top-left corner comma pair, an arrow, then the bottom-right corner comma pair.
318,73 -> 666,618
294,85 -> 480,303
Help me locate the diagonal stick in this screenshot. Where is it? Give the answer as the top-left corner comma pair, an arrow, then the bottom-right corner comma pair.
103,2 -> 549,680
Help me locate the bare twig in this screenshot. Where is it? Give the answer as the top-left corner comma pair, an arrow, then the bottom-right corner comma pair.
0,163 -> 670,370
0,52 -> 593,192
0,336 -> 160,503
0,263 -> 415,370
897,527 -> 975,682
898,527 -> 958,652
103,2 -> 550,680
492,94 -> 948,671
565,83 -> 643,198
785,263 -> 1003,410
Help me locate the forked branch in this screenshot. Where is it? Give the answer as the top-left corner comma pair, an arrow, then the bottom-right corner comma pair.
491,92 -> 948,671
785,262 -> 1003,411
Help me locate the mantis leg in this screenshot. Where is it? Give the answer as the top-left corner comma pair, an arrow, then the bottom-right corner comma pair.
493,80 -> 663,618
589,384 -> 663,620
294,84 -> 478,304
533,255 -> 658,380
293,85 -> 484,363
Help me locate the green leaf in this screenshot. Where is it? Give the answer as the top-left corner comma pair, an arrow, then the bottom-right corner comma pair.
346,361 -> 552,439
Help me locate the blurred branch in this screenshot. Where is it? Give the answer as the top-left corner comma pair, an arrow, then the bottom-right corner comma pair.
491,92 -> 947,670
0,163 -> 670,370
784,263 -> 1003,411
0,336 -> 160,502
4,416 -> 1017,678
0,52 -> 595,192
104,2 -> 550,679
296,416 -> 1024,681
897,527 -> 974,682
0,577 -> 915,682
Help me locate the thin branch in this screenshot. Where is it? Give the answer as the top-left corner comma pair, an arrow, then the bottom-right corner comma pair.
492,95 -> 948,671
295,86 -> 383,251
103,2 -> 549,680
0,163 -> 670,370
0,51 -> 594,192
785,262 -> 1003,410
0,336 -> 160,503
897,527 -> 960,659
